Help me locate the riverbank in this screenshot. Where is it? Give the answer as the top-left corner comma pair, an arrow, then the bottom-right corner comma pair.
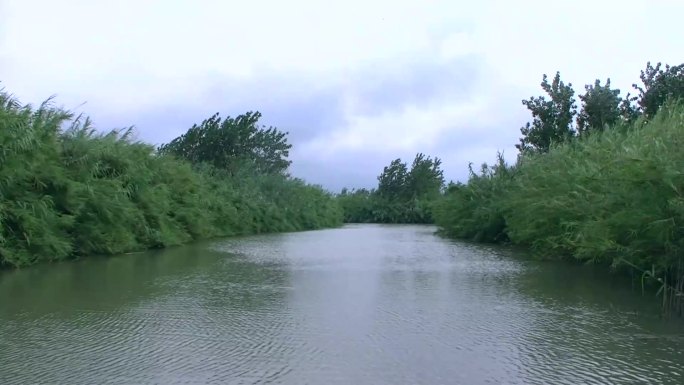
433,103 -> 684,314
0,89 -> 343,268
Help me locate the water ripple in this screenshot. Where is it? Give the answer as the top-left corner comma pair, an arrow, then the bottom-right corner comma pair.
1,224 -> 683,384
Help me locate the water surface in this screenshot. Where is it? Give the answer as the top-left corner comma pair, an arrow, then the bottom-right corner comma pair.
1,224 -> 683,384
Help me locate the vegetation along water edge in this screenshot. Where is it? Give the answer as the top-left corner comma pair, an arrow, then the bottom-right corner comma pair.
2,60 -> 683,314
0,89 -> 343,269
337,61 -> 684,315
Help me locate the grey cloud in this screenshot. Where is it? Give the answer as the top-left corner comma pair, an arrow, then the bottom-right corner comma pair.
93,106 -> 214,146
290,150 -> 404,193
71,54 -> 503,192
192,54 -> 483,141
221,86 -> 346,144
351,57 -> 482,114
97,53 -> 481,134
291,140 -> 516,193
94,82 -> 346,147
433,98 -> 527,155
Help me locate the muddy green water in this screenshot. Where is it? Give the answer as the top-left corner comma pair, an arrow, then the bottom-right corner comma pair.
1,224 -> 683,384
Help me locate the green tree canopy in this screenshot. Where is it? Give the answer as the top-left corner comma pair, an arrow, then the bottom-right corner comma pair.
576,78 -> 622,135
407,153 -> 444,199
377,158 -> 409,201
376,153 -> 444,202
634,62 -> 684,118
339,153 -> 445,224
516,72 -> 577,153
158,111 -> 292,175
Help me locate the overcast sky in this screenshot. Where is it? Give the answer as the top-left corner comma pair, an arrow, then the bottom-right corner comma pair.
1,0 -> 682,191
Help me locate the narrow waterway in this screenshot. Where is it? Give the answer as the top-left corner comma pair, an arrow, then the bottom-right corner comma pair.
1,224 -> 682,384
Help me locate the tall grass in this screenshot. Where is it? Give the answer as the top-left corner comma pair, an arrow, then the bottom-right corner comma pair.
434,103 -> 684,313
432,154 -> 514,242
0,89 -> 342,268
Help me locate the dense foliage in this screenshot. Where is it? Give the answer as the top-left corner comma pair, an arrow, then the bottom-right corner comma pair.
576,79 -> 622,135
0,88 -> 342,268
158,111 -> 292,175
433,154 -> 513,243
337,153 -> 444,223
433,61 -> 684,312
635,62 -> 684,118
516,72 -> 577,153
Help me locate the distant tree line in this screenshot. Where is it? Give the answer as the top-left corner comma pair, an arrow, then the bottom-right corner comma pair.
337,153 -> 445,223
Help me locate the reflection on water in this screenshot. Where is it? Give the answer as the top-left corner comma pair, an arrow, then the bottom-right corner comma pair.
1,224 -> 683,384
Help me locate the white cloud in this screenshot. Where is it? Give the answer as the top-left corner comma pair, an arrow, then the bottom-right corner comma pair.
439,32 -> 478,61
465,0 -> 684,94
2,0 -> 683,190
4,0 -> 682,104
0,0 -> 462,106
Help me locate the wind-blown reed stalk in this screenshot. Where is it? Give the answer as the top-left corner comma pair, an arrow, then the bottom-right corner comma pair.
0,88 -> 342,268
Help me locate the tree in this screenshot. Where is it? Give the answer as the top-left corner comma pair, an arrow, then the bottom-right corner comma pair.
407,153 -> 444,199
339,153 -> 445,224
158,111 -> 292,175
633,62 -> 684,118
377,158 -> 409,201
576,79 -> 622,135
516,72 -> 577,153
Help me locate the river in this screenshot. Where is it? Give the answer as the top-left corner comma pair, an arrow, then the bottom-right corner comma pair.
1,224 -> 683,384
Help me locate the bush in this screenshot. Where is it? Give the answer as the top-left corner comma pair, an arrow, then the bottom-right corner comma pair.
433,153 -> 513,243
503,103 -> 684,274
0,89 -> 342,268
433,103 -> 684,309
